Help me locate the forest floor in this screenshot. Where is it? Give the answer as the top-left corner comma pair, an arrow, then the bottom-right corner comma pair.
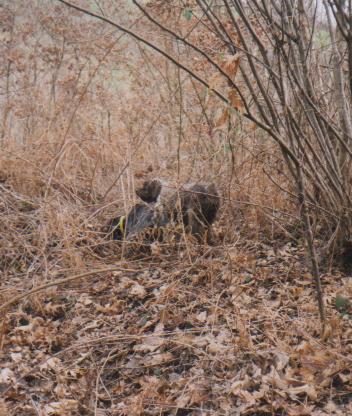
1,183 -> 352,416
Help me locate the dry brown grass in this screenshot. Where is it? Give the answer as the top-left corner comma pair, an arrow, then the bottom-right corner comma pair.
1,123 -> 351,415
0,1 -> 351,415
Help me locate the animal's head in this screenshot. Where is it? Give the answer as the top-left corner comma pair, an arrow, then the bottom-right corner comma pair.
109,203 -> 156,240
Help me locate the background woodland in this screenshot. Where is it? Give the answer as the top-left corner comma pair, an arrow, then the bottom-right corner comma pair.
0,1 -> 352,415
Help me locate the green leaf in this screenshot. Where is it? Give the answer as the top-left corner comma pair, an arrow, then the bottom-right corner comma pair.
335,295 -> 350,310
183,8 -> 193,21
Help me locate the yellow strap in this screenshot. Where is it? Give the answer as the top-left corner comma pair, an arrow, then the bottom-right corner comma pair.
119,216 -> 126,233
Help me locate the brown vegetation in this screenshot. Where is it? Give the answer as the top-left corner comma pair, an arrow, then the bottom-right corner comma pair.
0,1 -> 351,415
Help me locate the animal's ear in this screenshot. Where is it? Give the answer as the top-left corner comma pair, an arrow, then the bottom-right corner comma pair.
136,179 -> 162,203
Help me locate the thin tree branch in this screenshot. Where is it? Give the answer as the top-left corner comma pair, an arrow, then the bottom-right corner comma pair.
55,0 -> 229,104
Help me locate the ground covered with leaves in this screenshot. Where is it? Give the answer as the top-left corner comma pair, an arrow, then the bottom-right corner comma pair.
1,185 -> 352,416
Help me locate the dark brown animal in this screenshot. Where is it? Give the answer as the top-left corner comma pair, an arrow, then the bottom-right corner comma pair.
108,179 -> 220,242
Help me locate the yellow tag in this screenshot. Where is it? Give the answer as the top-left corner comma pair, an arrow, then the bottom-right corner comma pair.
119,216 -> 126,233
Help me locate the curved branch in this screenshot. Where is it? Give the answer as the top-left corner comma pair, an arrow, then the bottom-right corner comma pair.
55,0 -> 300,167
132,0 -> 248,109
55,0 -> 228,104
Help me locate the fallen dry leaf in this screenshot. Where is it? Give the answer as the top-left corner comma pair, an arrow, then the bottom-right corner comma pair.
44,399 -> 79,415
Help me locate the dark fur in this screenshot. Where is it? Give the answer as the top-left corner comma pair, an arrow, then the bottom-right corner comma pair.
166,183 -> 219,237
135,179 -> 162,203
107,203 -> 156,240
107,180 -> 220,241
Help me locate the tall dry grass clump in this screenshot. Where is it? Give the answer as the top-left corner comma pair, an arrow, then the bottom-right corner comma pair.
0,0 -> 294,279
